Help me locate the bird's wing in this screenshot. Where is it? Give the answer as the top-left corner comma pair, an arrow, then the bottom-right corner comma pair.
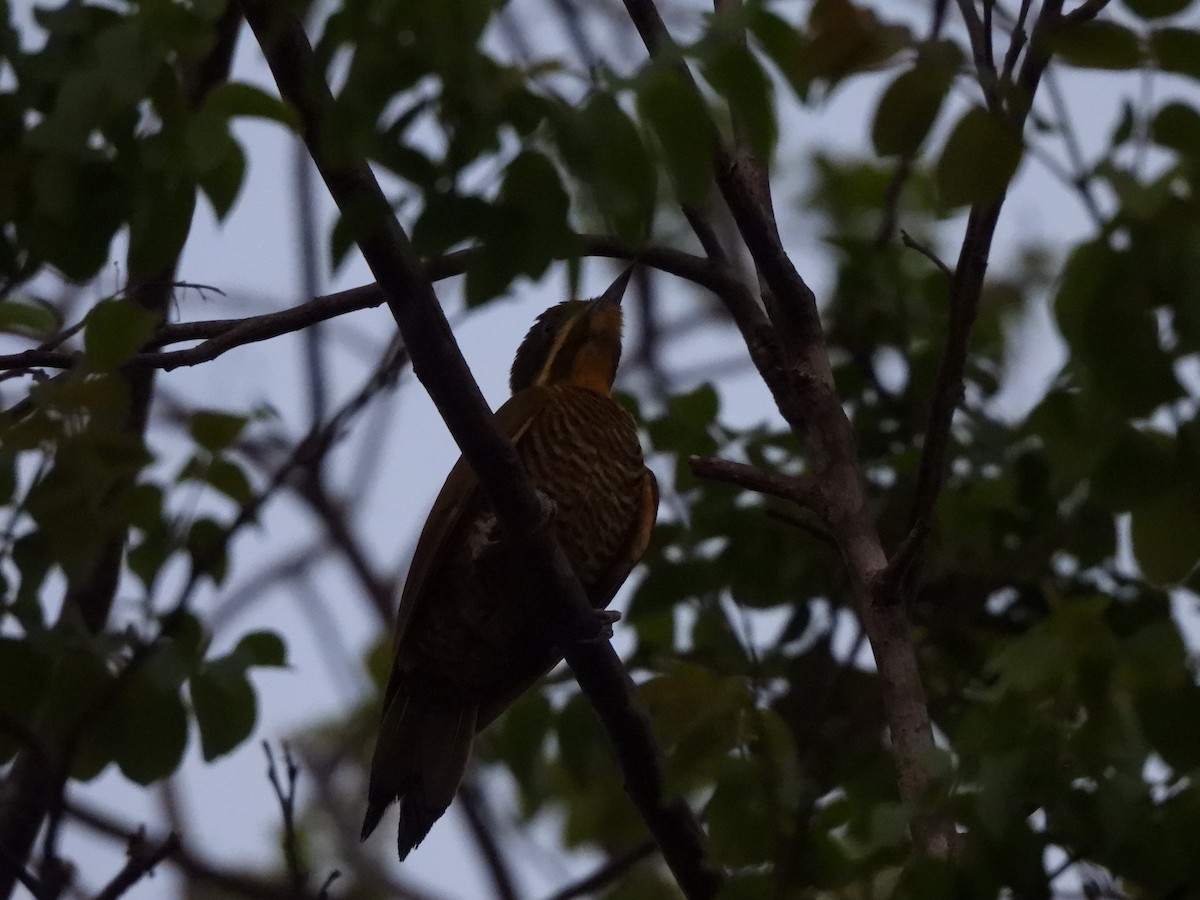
475,465 -> 659,730
381,387 -> 550,703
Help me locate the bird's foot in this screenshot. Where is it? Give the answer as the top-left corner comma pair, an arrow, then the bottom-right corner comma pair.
468,513 -> 500,563
470,491 -> 557,566
577,608 -> 622,643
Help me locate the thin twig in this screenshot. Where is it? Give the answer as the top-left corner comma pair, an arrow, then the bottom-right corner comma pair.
900,230 -> 954,279
956,0 -> 1001,110
871,520 -> 933,605
262,742 -> 306,896
764,507 -> 836,547
1063,0 -> 1112,25
0,239 -> 738,375
688,456 -> 821,511
316,871 -> 340,900
539,841 -> 656,900
1001,0 -> 1034,86
91,829 -> 180,900
906,0 -> 1065,592
68,800 -> 371,900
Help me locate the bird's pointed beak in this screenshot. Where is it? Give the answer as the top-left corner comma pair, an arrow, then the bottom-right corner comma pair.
591,264 -> 635,311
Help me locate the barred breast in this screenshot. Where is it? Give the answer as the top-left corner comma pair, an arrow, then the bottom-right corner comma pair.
520,385 -> 645,590
407,385 -> 646,701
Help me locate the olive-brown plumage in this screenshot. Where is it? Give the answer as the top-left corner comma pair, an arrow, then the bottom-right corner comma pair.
361,268 -> 658,859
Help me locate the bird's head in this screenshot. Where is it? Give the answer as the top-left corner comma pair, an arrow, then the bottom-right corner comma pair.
509,266 -> 633,395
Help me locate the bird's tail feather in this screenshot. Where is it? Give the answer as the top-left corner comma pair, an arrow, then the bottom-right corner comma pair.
361,691 -> 477,860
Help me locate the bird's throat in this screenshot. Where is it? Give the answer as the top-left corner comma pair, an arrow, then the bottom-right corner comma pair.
567,340 -> 618,393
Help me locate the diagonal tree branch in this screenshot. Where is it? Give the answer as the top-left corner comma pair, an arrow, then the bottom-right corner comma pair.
620,0 -> 956,859
235,4 -> 721,897
0,238 -> 741,377
91,829 -> 180,900
907,0 -> 1068,561
540,840 -> 656,900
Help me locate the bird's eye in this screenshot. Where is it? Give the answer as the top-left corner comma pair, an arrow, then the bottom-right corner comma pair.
539,319 -> 556,336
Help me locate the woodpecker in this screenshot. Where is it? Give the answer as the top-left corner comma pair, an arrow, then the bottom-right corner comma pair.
361,267 -> 658,859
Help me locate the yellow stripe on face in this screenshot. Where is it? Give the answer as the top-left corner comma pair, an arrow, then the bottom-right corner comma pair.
533,310 -> 581,387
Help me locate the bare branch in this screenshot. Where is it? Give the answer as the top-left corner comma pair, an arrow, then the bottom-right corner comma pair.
872,520 -> 933,606
1063,0 -> 1112,25
688,456 -> 821,512
67,801 -> 364,900
0,239 -> 742,376
0,844 -> 41,899
956,0 -> 1001,109
620,0 -> 957,859
909,0 -> 1065,554
540,841 -> 656,900
262,743 -> 305,895
900,230 -> 954,279
91,828 -> 180,900
316,871 -> 340,899
1001,0 -> 1034,85
236,4 -> 721,896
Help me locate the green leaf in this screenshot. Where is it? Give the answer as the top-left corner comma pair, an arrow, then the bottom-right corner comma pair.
104,669 -> 189,784
1054,241 -> 1181,416
1052,21 -> 1144,70
1151,102 -> 1200,157
202,82 -> 298,129
83,299 -> 158,369
707,758 -> 777,865
181,456 -> 253,504
747,8 -> 812,100
464,151 -> 574,306
636,65 -> 714,205
198,140 -> 247,220
187,517 -> 228,585
1131,483 -> 1200,584
128,529 -> 172,589
871,52 -> 956,157
190,666 -> 256,761
802,0 -> 912,88
26,161 -> 127,281
1111,99 -> 1136,146
702,41 -> 777,159
232,630 -> 288,668
128,175 -> 198,276
1151,28 -> 1200,80
554,94 -> 657,240
646,383 -> 721,478
189,411 -> 248,452
0,638 -> 50,763
935,106 -> 1022,207
0,298 -> 60,339
1091,427 -> 1177,511
1123,0 -> 1193,18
